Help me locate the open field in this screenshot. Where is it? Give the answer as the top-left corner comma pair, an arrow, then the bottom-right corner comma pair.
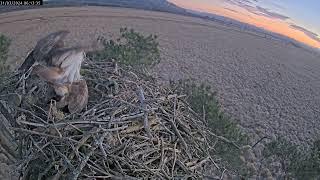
1,6 -> 319,156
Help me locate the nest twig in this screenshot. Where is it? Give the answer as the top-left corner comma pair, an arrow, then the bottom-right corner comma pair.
0,58 -> 229,179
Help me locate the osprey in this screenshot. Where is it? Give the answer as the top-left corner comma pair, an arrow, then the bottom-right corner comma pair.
19,31 -> 90,113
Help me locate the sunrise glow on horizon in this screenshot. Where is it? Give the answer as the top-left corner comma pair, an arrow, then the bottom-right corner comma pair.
169,0 -> 320,49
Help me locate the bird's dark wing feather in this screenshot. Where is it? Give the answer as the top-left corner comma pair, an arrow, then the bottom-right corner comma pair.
18,50 -> 35,72
19,30 -> 70,72
32,30 -> 70,63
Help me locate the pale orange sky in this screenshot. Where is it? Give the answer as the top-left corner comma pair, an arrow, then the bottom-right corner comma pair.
169,0 -> 320,48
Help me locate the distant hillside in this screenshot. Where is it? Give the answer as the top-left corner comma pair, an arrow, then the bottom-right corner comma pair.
45,0 -> 188,14
187,9 -> 320,54
0,0 -> 188,15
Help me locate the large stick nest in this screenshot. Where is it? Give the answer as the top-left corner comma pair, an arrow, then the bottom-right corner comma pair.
0,58 -> 222,179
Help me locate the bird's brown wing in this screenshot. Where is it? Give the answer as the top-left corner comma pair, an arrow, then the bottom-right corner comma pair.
19,30 -> 69,72
32,65 -> 64,85
67,80 -> 88,113
33,30 -> 70,64
18,50 -> 36,72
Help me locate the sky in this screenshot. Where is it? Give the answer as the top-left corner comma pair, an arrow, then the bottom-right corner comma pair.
168,0 -> 320,48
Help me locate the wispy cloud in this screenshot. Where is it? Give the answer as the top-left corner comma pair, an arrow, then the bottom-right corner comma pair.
225,0 -> 289,20
290,25 -> 320,43
265,1 -> 286,10
224,7 -> 238,13
255,6 -> 289,20
238,0 -> 255,4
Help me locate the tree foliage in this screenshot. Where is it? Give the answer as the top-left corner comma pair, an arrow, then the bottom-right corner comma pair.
91,27 -> 160,70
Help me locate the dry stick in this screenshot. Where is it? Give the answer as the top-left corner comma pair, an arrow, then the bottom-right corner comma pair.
220,169 -> 227,180
129,159 -> 162,178
171,141 -> 178,178
156,117 -> 175,135
31,103 -> 48,115
186,159 -> 198,167
175,116 -> 192,136
207,131 -> 240,149
83,175 -> 113,179
131,149 -> 156,160
113,106 -> 126,144
48,102 -> 63,137
171,127 -> 187,152
11,128 -> 79,143
160,168 -> 171,180
200,136 -> 220,170
70,130 -> 112,179
114,116 -> 123,145
252,136 -> 269,148
69,142 -> 97,180
159,137 -> 165,169
97,130 -> 110,158
175,160 -> 191,173
22,74 -> 26,95
82,99 -> 111,117
29,136 -> 49,160
162,105 -> 190,159
54,133 -> 94,179
86,158 -> 110,175
47,101 -> 53,122
144,155 -> 160,165
189,157 -> 210,171
136,86 -> 153,139
115,98 -> 156,113
114,159 -> 124,174
51,122 -> 63,138
28,86 -> 38,95
29,113 -> 144,129
52,144 -> 76,172
16,107 -> 48,125
186,106 -> 203,121
66,122 -> 84,134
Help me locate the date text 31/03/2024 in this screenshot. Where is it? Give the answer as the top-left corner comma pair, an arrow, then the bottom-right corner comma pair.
0,0 -> 43,6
